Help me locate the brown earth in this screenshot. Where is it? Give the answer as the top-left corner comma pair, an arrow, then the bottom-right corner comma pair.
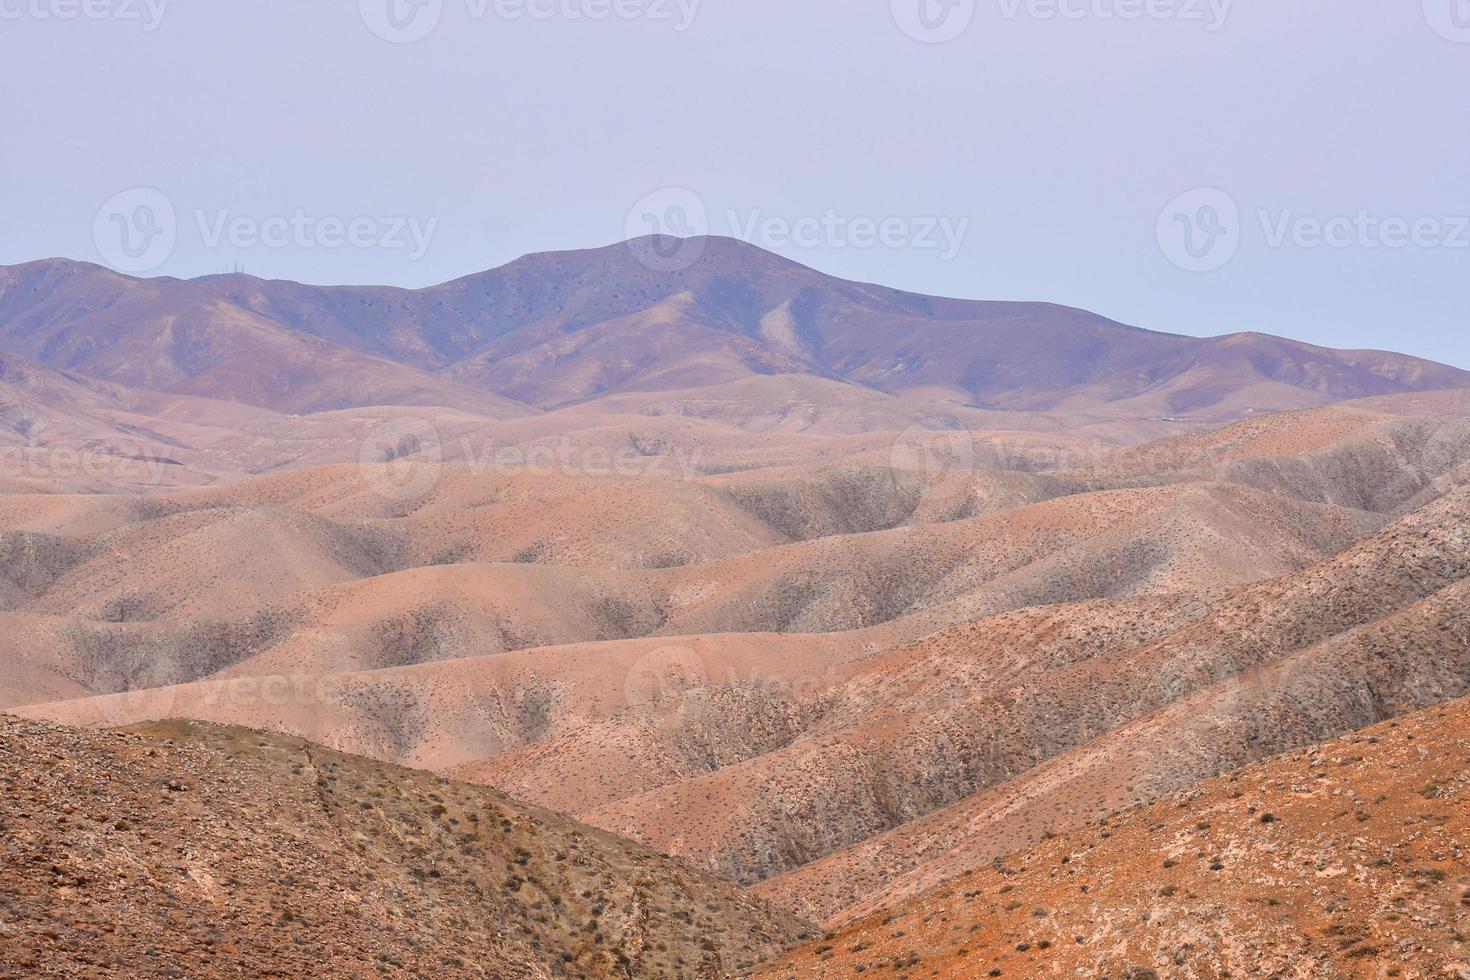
7,392 -> 1469,944
755,695 -> 1470,979
551,488 -> 1462,901
0,714 -> 811,979
1,469 -> 1378,707
3,241 -> 1470,979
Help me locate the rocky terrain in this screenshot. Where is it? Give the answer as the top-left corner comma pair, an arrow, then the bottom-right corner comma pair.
3,241 -> 1469,978
0,715 -> 811,978
756,485 -> 1470,922
756,695 -> 1470,979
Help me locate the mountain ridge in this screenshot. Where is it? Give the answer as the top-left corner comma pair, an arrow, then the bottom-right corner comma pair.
3,240 -> 1465,418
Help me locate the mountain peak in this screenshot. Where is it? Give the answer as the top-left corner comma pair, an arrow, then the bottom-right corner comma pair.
0,245 -> 1465,417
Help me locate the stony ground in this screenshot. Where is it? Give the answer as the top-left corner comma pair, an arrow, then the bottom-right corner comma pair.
755,696 -> 1470,979
0,716 -> 811,979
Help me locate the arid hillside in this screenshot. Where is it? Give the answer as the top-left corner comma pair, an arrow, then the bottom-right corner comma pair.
1070,388 -> 1470,514
3,242 -> 1469,980
564,486 -> 1470,902
0,453 -> 1382,713
5,382 -> 1468,901
0,714 -> 811,979
7,399 -> 1467,951
4,242 -> 1466,416
756,695 -> 1470,979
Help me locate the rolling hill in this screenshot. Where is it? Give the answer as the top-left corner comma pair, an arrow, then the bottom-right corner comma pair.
3,237 -> 1469,979
756,696 -> 1470,978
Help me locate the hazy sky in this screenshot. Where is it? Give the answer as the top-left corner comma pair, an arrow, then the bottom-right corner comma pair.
2,1 -> 1467,366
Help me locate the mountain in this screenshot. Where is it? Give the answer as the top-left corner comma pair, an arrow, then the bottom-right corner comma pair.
756,695 -> 1470,978
0,714 -> 811,979
4,240 -> 1470,978
0,262 -> 535,417
3,240 -> 1466,417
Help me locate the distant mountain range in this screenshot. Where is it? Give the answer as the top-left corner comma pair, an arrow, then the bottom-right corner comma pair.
6,237 -> 1470,979
2,237 -> 1465,418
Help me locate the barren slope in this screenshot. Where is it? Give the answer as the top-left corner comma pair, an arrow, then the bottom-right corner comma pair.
6,243 -> 1466,418
7,481 -> 1377,703
20,632 -> 870,773
1073,389 -> 1470,513
757,697 -> 1470,979
0,715 -> 810,979
0,261 -> 537,416
758,487 -> 1470,922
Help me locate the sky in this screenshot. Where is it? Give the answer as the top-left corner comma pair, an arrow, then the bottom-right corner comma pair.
1,0 -> 1467,366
